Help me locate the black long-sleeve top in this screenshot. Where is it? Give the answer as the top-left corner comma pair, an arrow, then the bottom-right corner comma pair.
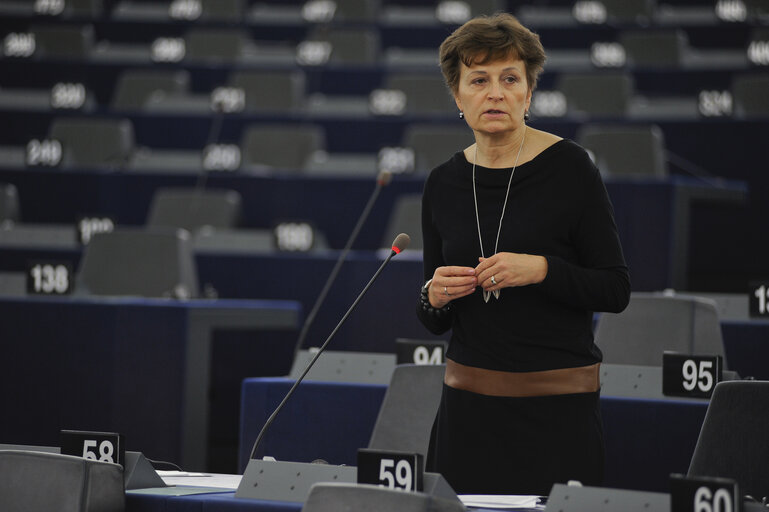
417,139 -> 630,372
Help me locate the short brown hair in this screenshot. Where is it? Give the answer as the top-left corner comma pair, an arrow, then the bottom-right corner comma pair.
439,13 -> 546,94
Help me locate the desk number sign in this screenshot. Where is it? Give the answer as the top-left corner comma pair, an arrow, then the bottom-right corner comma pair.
26,260 -> 73,295
670,473 -> 740,512
357,449 -> 423,492
395,340 -> 446,365
60,430 -> 125,467
662,352 -> 722,399
750,281 -> 769,318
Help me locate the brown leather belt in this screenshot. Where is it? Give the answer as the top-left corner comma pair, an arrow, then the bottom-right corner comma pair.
444,358 -> 600,397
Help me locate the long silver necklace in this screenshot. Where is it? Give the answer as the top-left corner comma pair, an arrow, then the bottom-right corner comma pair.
472,126 -> 527,303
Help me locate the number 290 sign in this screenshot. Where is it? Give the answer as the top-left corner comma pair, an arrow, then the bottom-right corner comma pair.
357,449 -> 423,492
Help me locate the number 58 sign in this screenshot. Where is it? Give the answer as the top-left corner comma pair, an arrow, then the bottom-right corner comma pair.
60,430 -> 124,467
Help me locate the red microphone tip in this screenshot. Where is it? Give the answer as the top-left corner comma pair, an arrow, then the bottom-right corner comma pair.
391,233 -> 410,254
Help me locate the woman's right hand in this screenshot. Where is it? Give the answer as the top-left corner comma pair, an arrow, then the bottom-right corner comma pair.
429,266 -> 477,308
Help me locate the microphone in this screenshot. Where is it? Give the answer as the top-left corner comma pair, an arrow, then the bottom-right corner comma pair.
291,169 -> 393,358
249,232 -> 410,460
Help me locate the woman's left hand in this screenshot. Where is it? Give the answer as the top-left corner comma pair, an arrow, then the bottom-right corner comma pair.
475,252 -> 548,292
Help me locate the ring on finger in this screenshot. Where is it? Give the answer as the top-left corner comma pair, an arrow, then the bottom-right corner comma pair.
444,286 -> 451,296
491,275 -> 497,285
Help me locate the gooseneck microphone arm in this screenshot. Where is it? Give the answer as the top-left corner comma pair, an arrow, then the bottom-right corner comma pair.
249,233 -> 410,461
291,170 -> 392,359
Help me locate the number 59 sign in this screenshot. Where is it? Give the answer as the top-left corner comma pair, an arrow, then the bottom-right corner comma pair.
357,449 -> 423,492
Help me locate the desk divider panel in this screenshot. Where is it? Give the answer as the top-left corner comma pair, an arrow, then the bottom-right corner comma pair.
0,444 -> 166,490
545,483 -> 670,512
289,350 -> 396,384
235,459 -> 459,504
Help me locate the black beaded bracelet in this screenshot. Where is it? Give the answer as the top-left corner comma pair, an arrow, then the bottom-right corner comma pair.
420,282 -> 452,318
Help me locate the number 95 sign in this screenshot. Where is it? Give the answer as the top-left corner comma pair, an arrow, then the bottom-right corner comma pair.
663,353 -> 722,399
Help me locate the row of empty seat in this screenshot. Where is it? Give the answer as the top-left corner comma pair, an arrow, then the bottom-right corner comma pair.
3,0 -> 768,27
0,116 -> 697,178
2,22 -> 766,70
2,67 -> 767,120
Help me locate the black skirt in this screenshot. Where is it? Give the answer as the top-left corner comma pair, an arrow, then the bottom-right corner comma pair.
425,384 -> 604,496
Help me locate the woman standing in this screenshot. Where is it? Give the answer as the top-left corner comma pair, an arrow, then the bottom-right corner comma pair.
417,13 -> 630,495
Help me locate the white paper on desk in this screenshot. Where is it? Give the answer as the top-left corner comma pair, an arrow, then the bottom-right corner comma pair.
158,471 -> 242,490
460,494 -> 543,509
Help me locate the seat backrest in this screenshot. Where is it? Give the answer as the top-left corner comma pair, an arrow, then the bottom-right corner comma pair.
31,24 -> 94,59
0,183 -> 20,223
63,0 -> 104,17
330,0 -> 380,22
381,194 -> 422,250
185,28 -> 246,62
385,73 -> 455,115
368,364 -> 445,461
620,29 -> 686,69
466,0 -> 506,16
595,293 -> 726,367
303,483 -> 464,512
200,0 -> 243,21
688,381 -> 769,500
308,27 -> 380,65
732,73 -> 769,118
557,72 -> 633,117
404,123 -> 474,173
76,227 -> 199,299
146,188 -> 242,232
111,69 -> 191,110
576,123 -> 667,177
49,117 -> 134,169
241,123 -> 325,170
0,450 -> 124,512
602,0 -> 656,24
230,69 -> 306,112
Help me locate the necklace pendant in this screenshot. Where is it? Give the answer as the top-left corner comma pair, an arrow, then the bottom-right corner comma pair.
493,289 -> 501,300
483,290 -> 491,303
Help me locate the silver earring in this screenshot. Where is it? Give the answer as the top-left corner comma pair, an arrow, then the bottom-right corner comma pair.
524,110 -> 530,121
459,111 -> 464,119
